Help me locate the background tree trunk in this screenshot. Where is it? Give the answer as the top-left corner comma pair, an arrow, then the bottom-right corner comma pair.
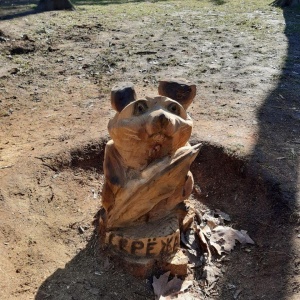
37,0 -> 75,11
272,0 -> 300,7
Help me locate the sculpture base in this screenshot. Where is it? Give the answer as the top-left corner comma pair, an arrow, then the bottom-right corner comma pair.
102,246 -> 189,278
100,211 -> 189,278
102,213 -> 180,257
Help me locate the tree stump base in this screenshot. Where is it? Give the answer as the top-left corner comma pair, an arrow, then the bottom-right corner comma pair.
100,212 -> 189,278
102,246 -> 189,278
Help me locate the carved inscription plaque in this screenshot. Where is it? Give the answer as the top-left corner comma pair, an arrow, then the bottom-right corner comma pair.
105,231 -> 180,257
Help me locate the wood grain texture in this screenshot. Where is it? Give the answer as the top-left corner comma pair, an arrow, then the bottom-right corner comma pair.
106,144 -> 201,228
158,79 -> 196,109
101,81 -> 199,267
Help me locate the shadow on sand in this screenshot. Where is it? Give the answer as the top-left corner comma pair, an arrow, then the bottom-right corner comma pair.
244,5 -> 300,299
201,5 -> 300,299
0,0 -> 39,21
35,223 -> 153,300
0,0 -> 168,20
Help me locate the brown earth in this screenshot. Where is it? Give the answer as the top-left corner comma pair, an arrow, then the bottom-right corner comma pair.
0,1 -> 300,299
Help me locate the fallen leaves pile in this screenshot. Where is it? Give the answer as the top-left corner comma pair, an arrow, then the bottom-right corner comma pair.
152,208 -> 255,299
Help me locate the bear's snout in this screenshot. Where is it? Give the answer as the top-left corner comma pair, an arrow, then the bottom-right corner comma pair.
153,114 -> 170,129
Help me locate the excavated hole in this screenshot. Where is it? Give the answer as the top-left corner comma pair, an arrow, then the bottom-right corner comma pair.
43,138 -> 292,297
46,139 -> 107,172
48,138 -> 288,234
69,141 -> 106,172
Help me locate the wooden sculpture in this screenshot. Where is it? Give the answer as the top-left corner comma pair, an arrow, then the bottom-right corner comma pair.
100,79 -> 201,277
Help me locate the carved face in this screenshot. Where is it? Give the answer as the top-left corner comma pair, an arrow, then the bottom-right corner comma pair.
108,96 -> 193,170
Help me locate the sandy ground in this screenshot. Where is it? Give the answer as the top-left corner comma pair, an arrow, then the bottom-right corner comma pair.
0,1 -> 300,299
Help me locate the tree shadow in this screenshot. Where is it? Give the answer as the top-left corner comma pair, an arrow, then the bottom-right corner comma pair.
72,0 -> 168,6
245,6 -> 300,297
35,223 -> 153,300
0,9 -> 40,21
0,1 -> 38,20
250,5 -> 300,215
0,0 -> 168,20
0,0 -> 38,6
192,5 -> 300,299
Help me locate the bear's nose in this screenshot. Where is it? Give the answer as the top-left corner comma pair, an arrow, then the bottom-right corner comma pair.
154,114 -> 170,128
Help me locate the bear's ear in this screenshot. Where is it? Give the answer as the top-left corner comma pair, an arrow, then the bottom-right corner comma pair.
158,79 -> 196,109
111,83 -> 137,112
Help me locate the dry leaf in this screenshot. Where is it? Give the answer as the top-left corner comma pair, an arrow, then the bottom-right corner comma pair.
210,226 -> 254,253
209,240 -> 223,255
201,225 -> 212,239
186,248 -> 203,267
181,229 -> 198,250
173,291 -> 195,299
197,228 -> 212,262
180,280 -> 193,292
153,272 -> 171,299
153,272 -> 193,300
164,281 -> 193,299
240,230 -> 255,244
202,263 -> 222,285
202,212 -> 222,229
163,276 -> 183,296
185,229 -> 198,249
215,209 -> 231,222
181,232 -> 191,249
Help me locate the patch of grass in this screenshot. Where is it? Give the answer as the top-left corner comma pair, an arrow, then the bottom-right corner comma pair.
0,109 -> 11,117
227,143 -> 246,155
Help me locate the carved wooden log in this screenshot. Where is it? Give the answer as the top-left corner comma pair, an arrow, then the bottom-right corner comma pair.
100,79 -> 200,277
105,213 -> 180,257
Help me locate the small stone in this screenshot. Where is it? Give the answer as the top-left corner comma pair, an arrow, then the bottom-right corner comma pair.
94,271 -> 102,276
89,288 -> 100,295
78,226 -> 85,234
227,283 -> 236,290
10,68 -> 20,75
234,289 -> 242,299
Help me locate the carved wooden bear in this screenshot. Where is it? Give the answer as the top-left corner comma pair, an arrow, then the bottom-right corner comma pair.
100,79 -> 200,261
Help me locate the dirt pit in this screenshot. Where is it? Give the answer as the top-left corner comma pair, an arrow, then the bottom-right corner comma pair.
7,138 -> 290,300
1,134 -> 299,299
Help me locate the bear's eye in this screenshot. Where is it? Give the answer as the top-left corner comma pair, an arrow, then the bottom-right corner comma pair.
133,100 -> 148,116
167,103 -> 180,116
